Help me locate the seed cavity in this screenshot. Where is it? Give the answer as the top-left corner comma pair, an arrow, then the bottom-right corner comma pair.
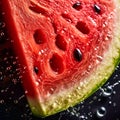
52,23 -> 57,34
55,34 -> 67,51
49,54 -> 64,74
73,48 -> 82,62
72,2 -> 82,10
94,4 -> 101,13
61,13 -> 72,23
34,66 -> 39,74
76,21 -> 90,34
33,29 -> 46,44
29,1 -> 48,15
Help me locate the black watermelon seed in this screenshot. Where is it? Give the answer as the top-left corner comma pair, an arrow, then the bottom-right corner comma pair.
73,48 -> 82,62
94,4 -> 101,13
34,66 -> 39,74
73,2 -> 82,10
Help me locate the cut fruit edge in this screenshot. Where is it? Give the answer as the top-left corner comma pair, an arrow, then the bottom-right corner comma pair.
27,1 -> 120,117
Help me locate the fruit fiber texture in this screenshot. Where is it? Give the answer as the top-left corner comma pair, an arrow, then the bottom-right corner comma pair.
1,0 -> 120,117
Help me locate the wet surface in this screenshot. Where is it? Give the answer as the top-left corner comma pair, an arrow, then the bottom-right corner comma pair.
0,2 -> 120,120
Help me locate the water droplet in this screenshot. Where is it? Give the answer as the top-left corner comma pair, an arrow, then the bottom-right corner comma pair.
80,115 -> 86,119
95,55 -> 103,64
0,99 -> 4,104
113,91 -> 116,95
11,91 -> 14,94
6,66 -> 12,71
35,81 -> 39,86
14,100 -> 18,104
0,22 -> 6,28
25,90 -> 28,94
1,89 -> 4,93
12,79 -> 17,85
0,76 -> 4,81
113,102 -> 117,107
101,86 -> 113,97
112,80 -> 120,88
13,61 -> 17,65
18,95 -> 25,101
109,101 -> 112,105
113,74 -> 119,79
96,106 -> 106,118
47,86 -> 56,96
52,102 -> 58,108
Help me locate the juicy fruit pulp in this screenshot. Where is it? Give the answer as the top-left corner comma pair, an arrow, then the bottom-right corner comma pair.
1,0 -> 120,117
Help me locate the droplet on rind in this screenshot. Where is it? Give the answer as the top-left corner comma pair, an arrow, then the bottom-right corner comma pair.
0,76 -> 4,81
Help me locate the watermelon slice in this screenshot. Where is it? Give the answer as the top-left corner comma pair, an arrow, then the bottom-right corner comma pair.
1,0 -> 120,117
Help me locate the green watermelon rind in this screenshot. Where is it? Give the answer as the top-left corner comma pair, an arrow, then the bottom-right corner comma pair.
27,0 -> 120,117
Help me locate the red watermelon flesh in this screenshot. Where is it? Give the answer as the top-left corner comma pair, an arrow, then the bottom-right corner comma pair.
1,0 -> 120,117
